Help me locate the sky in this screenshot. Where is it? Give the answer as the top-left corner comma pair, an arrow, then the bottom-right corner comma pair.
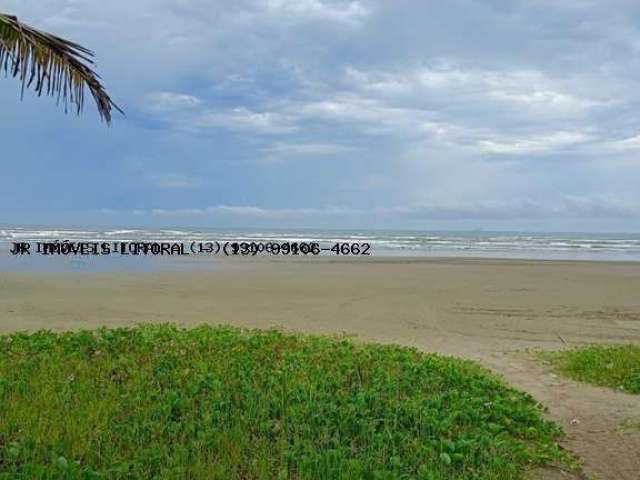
1,0 -> 640,232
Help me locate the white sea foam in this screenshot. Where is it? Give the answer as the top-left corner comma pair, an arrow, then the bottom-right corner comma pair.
1,227 -> 640,261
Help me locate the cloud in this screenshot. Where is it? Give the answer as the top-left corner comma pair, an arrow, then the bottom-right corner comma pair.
107,195 -> 640,222
143,92 -> 202,112
263,141 -> 356,158
594,134 -> 640,157
148,204 -> 359,219
261,0 -> 370,25
285,94 -> 458,143
374,196 -> 640,220
194,107 -> 297,134
477,131 -> 593,155
3,0 -> 640,231
142,96 -> 298,134
344,65 -> 602,116
142,61 -> 608,158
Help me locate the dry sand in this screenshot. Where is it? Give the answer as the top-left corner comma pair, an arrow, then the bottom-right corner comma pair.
1,256 -> 639,479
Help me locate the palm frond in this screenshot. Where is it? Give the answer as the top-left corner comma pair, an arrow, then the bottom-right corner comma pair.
0,12 -> 123,124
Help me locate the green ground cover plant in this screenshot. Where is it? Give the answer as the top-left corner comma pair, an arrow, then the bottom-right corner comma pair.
0,325 -> 567,479
541,344 -> 640,394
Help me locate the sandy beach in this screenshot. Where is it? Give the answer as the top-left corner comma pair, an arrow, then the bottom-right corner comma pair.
2,257 -> 639,350
1,256 -> 640,479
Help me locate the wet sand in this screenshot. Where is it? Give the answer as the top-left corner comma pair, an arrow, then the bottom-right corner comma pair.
1,256 -> 639,479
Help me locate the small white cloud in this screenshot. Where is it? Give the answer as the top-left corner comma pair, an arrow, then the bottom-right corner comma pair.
148,204 -> 360,219
143,92 -> 201,112
296,94 -> 445,137
477,131 -> 592,155
262,0 -> 370,25
596,134 -> 640,155
195,107 -> 296,134
488,90 -> 598,113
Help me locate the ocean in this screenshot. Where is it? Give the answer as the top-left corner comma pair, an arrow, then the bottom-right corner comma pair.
1,225 -> 639,272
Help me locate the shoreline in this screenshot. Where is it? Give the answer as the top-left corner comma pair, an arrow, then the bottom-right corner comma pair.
2,252 -> 640,275
3,227 -> 640,268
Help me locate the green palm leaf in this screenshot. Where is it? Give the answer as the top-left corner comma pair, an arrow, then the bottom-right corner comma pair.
0,12 -> 122,124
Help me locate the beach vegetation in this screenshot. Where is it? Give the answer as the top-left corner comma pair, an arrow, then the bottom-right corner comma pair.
0,325 -> 569,479
541,344 -> 640,394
